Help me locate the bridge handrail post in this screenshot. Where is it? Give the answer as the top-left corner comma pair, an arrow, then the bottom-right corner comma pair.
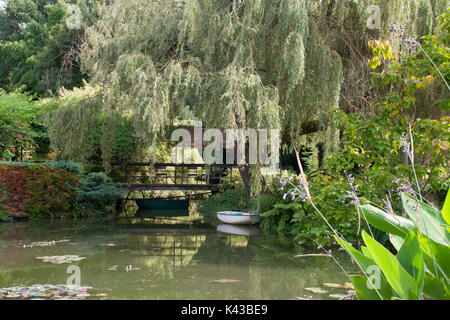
181,164 -> 184,185
174,164 -> 177,185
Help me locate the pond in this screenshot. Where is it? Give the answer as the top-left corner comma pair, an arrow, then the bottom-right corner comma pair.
0,216 -> 358,300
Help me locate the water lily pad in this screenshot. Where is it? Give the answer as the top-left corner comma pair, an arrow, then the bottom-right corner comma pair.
329,293 -> 347,299
125,265 -> 140,272
92,293 -> 108,297
323,283 -> 343,289
305,287 -> 328,294
296,295 -> 312,300
0,284 -> 95,300
343,282 -> 353,289
36,255 -> 86,264
18,239 -> 70,248
208,279 -> 243,284
107,265 -> 140,272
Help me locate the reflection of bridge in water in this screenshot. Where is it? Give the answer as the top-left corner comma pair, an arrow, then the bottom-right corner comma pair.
122,228 -> 258,272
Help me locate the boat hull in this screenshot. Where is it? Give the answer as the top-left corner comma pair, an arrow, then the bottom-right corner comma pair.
216,211 -> 260,225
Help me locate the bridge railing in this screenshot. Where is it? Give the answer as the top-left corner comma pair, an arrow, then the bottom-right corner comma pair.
86,162 -> 238,186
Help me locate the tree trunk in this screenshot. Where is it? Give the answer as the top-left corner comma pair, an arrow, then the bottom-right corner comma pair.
238,164 -> 252,194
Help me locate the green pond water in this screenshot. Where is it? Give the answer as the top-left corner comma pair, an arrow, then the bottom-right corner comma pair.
0,216 -> 358,300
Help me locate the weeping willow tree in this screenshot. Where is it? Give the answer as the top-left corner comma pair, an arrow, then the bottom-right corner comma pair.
48,0 -> 448,193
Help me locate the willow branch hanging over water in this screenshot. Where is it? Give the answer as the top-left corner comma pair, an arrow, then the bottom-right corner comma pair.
76,0 -> 336,156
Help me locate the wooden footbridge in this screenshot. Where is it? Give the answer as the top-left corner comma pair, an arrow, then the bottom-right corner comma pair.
98,162 -> 239,193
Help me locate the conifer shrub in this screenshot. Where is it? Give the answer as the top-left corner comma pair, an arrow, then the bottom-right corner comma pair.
75,172 -> 126,213
43,160 -> 82,174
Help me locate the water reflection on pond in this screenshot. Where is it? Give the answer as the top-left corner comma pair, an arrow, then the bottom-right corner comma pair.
0,218 -> 357,300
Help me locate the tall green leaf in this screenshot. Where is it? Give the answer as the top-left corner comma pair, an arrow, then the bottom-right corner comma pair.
396,231 -> 424,296
389,234 -> 404,251
334,235 -> 392,300
402,193 -> 450,247
418,234 -> 450,281
362,230 -> 419,300
350,275 -> 386,300
423,273 -> 449,300
442,189 -> 450,226
359,204 -> 416,237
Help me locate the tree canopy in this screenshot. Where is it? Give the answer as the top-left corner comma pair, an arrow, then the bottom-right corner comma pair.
79,0 -> 341,167
0,0 -> 102,96
46,0 -> 448,192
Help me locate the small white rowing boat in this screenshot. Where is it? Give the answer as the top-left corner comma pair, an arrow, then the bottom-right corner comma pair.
216,211 -> 260,225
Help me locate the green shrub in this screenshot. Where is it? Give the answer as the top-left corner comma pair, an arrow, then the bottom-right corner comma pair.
0,160 -> 82,174
75,172 -> 126,213
254,193 -> 279,214
0,90 -> 57,160
260,171 -> 361,246
43,160 -> 82,174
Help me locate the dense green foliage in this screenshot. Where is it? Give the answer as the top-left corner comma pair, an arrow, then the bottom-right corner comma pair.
261,172 -> 360,245
0,0 -> 102,96
0,89 -> 57,160
37,0 -> 447,195
258,11 -> 449,245
0,0 -> 57,42
53,0 -> 334,190
328,23 -> 450,207
46,84 -> 139,163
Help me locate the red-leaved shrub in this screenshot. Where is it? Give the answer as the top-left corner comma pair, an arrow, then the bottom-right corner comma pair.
0,164 -> 79,218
